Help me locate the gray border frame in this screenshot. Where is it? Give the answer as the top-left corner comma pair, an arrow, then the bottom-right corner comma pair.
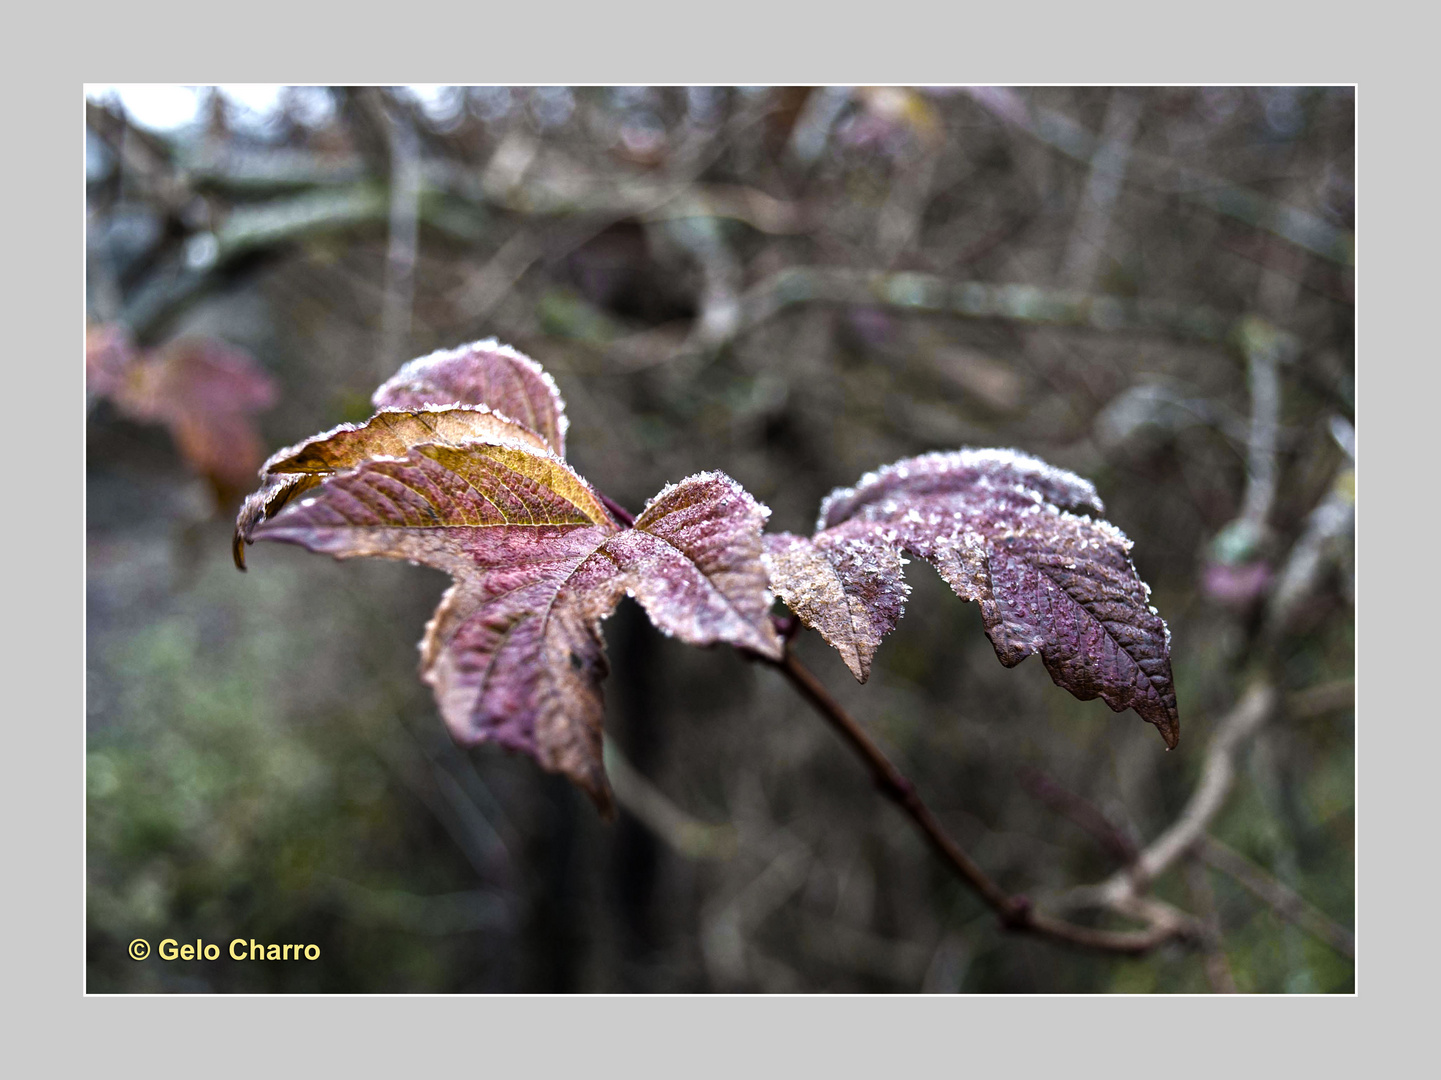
28,0 -> 1418,1066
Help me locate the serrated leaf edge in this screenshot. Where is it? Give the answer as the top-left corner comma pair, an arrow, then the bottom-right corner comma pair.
370,338 -> 570,452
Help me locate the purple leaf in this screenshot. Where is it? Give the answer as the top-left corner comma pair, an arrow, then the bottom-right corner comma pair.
765,449 -> 1179,747
232,405 -> 551,569
371,339 -> 569,457
611,473 -> 782,658
251,440 -> 781,809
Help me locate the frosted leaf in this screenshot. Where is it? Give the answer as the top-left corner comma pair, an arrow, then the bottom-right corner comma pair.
372,338 -> 569,457
249,448 -> 780,810
763,531 -> 907,682
609,473 -> 780,657
232,405 -> 549,568
818,448 -> 1104,531
769,448 -> 1179,747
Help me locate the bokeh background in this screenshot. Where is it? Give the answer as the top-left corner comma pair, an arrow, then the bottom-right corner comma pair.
85,85 -> 1354,993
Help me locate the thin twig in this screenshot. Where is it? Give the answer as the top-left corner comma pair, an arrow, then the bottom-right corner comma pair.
759,644 -> 1199,955
1060,89 -> 1143,290
602,736 -> 737,861
1016,765 -> 1139,866
1099,682 -> 1278,902
655,215 -> 743,351
1265,467 -> 1355,638
447,228 -> 546,328
1197,835 -> 1355,959
731,266 -> 1295,359
1238,320 -> 1284,544
1184,859 -> 1238,993
452,105 -> 787,345
1286,679 -> 1355,719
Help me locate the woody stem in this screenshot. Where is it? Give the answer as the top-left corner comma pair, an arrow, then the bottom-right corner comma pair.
758,639 -> 1196,955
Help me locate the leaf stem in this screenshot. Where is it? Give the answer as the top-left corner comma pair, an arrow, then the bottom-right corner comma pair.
596,491 -> 636,528
759,642 -> 1198,955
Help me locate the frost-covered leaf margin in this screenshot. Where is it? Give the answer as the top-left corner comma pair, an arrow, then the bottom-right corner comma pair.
371,338 -> 570,457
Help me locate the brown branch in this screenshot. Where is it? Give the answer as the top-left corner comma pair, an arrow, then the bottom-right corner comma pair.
758,644 -> 1200,955
1016,765 -> 1139,866
597,492 -> 637,528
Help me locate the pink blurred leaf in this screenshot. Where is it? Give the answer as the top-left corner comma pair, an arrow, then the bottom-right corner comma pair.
85,322 -> 140,400
88,326 -> 278,495
1202,560 -> 1273,608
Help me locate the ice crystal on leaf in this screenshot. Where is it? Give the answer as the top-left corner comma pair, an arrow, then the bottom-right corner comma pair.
238,343 -> 780,810
765,448 -> 1179,747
